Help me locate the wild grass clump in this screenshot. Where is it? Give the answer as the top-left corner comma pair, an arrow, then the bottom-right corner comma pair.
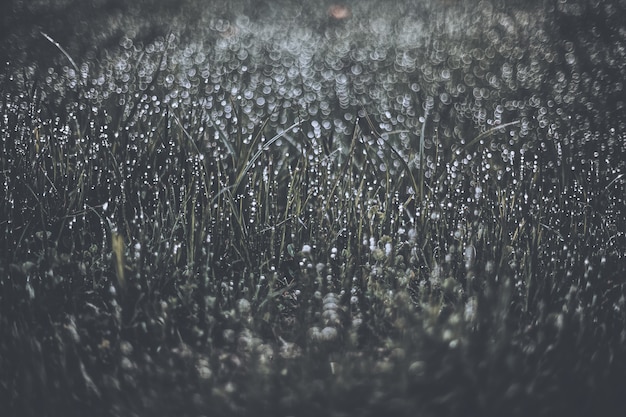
2,11 -> 626,417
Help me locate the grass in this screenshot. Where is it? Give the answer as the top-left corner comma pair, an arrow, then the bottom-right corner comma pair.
2,6 -> 626,417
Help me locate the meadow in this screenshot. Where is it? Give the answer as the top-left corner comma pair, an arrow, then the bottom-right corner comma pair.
1,0 -> 625,416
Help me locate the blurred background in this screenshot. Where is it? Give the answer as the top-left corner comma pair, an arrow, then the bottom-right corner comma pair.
2,0 -> 624,182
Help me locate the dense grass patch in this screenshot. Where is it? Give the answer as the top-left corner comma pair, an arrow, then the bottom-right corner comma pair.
1,1 -> 626,416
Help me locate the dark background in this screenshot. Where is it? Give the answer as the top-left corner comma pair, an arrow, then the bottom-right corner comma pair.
2,0 -> 550,66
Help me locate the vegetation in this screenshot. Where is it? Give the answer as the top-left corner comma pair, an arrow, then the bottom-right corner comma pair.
1,1 -> 625,416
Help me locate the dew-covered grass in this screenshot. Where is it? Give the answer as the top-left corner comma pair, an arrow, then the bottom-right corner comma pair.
1,1 -> 626,416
